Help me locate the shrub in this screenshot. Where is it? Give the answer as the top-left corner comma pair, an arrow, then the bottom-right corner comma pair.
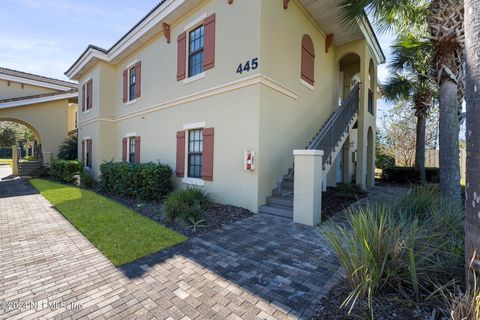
23,155 -> 34,161
322,185 -> 464,315
164,187 -> 212,223
382,166 -> 440,184
376,153 -> 395,171
80,171 -> 94,188
57,137 -> 78,160
50,160 -> 83,184
100,162 -> 173,201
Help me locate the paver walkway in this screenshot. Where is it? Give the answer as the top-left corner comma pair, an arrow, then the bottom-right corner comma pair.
0,165 -> 344,320
0,165 -> 405,320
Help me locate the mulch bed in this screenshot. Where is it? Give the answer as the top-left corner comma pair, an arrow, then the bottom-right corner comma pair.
312,279 -> 436,320
321,187 -> 368,221
100,191 -> 253,237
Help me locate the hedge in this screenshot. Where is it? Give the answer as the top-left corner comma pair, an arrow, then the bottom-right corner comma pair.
100,162 -> 173,200
50,160 -> 83,184
382,166 -> 440,184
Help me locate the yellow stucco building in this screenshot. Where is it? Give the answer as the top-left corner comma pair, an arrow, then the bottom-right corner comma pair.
0,67 -> 78,164
66,0 -> 384,221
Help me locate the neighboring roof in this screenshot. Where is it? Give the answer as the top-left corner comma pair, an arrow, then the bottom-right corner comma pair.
0,89 -> 77,104
0,67 -> 77,90
0,90 -> 78,110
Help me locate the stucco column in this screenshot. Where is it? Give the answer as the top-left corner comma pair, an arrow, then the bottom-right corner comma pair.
12,145 -> 19,176
356,58 -> 369,189
43,152 -> 51,166
293,150 -> 323,226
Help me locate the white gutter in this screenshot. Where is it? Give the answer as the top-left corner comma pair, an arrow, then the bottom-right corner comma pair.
0,74 -> 76,91
0,92 -> 78,109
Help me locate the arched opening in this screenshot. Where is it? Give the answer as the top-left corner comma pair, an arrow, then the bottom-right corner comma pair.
0,118 -> 42,161
367,126 -> 374,187
301,34 -> 315,86
368,59 -> 376,115
338,53 -> 361,103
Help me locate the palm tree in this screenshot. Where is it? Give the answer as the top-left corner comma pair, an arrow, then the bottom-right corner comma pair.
339,0 -> 464,202
464,0 -> 480,276
382,36 -> 436,182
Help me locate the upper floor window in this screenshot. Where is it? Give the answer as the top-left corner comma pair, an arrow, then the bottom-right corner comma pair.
188,25 -> 205,77
177,14 -> 215,82
301,34 -> 315,87
129,67 -> 136,101
123,62 -> 141,103
82,79 -> 93,112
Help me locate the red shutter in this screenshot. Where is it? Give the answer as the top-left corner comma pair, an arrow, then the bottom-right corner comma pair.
87,140 -> 92,167
135,62 -> 141,99
122,138 -> 127,162
87,80 -> 93,109
301,34 -> 315,86
81,84 -> 85,112
134,136 -> 141,163
203,14 -> 216,70
202,128 -> 214,181
81,140 -> 85,163
177,32 -> 187,81
123,70 -> 128,102
176,131 -> 185,177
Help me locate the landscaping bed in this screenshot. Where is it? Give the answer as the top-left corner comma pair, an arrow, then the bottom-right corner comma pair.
322,185 -> 368,221
102,192 -> 253,237
312,279 -> 433,320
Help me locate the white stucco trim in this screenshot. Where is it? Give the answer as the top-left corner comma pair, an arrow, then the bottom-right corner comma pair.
359,17 -> 386,65
184,13 -> 207,31
76,74 -> 299,126
125,99 -> 137,106
182,177 -> 205,186
183,122 -> 206,130
126,60 -> 139,69
124,132 -> 137,138
300,79 -> 314,91
82,136 -> 91,141
293,150 -> 324,156
182,72 -> 206,85
0,74 -> 75,92
0,92 -> 78,110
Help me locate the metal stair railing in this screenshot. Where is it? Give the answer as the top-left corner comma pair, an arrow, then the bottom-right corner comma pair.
308,83 -> 360,166
278,83 -> 360,193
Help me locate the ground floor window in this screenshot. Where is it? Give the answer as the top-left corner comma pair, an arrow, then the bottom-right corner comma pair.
188,129 -> 203,178
128,137 -> 136,163
84,139 -> 92,169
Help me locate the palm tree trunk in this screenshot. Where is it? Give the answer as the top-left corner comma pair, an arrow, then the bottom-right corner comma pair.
439,80 -> 461,201
464,0 -> 480,276
415,113 -> 426,183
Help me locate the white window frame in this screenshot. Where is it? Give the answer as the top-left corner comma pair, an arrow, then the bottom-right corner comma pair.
82,136 -> 91,170
83,78 -> 93,114
124,132 -> 137,163
124,60 -> 138,105
182,13 -> 207,84
182,122 -> 205,186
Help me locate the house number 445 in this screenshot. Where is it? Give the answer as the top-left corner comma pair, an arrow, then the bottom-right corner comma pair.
236,58 -> 259,74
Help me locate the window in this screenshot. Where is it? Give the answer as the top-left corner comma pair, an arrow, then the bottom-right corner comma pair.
83,139 -> 92,169
83,80 -> 93,111
188,25 -> 205,77
129,67 -> 136,101
128,137 -> 136,163
188,129 -> 203,178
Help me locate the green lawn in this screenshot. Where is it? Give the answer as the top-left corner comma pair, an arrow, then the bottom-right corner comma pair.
29,179 -> 187,266
0,159 -> 12,167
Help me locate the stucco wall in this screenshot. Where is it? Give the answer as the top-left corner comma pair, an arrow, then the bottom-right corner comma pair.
0,99 -> 70,161
0,80 -> 56,100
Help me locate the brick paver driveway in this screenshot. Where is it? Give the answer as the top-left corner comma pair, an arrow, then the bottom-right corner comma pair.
0,165 -> 342,320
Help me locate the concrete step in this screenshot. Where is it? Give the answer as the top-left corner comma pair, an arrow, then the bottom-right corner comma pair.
259,205 -> 293,219
281,180 -> 294,189
272,188 -> 294,197
267,195 -> 293,208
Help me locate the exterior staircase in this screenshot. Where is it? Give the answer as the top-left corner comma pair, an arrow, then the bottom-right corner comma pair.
259,83 -> 361,218
18,161 -> 42,176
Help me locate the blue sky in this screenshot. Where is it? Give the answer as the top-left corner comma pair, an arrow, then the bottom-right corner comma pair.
0,0 -> 395,86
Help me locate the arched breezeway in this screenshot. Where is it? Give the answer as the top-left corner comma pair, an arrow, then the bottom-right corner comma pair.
0,98 -> 77,164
